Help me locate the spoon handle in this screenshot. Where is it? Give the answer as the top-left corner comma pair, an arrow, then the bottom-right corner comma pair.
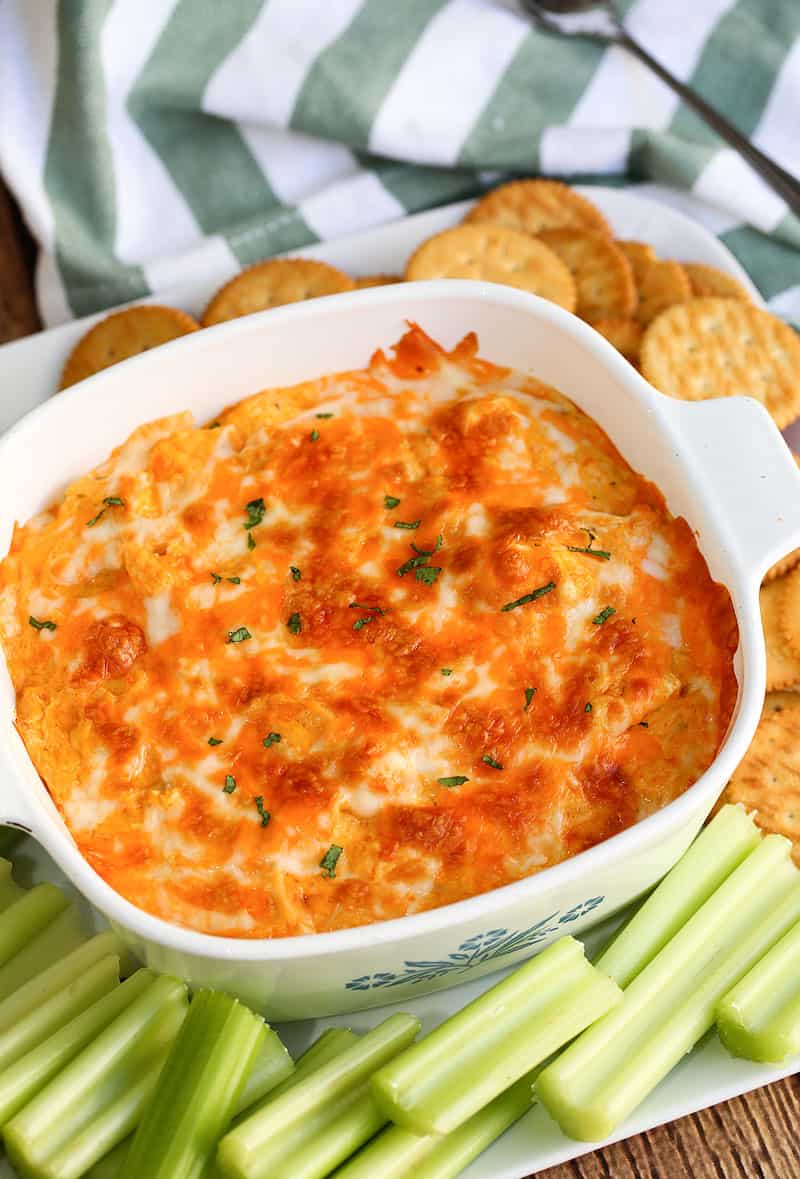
617,29 -> 800,217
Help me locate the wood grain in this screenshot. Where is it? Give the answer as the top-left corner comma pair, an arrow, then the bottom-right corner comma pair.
1,174 -> 799,1179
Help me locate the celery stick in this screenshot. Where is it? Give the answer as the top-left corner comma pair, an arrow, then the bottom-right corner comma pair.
536,835 -> 800,1142
0,954 -> 119,1074
0,883 -> 70,968
596,804 -> 761,987
370,938 -> 621,1135
217,1013 -> 419,1179
0,858 -> 23,911
4,973 -> 188,1178
717,917 -> 800,1062
121,990 -> 266,1179
256,1082 -> 384,1179
292,1028 -> 359,1075
0,969 -> 156,1126
0,906 -> 86,1002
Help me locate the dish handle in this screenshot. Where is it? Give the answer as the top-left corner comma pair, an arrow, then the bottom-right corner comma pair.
663,396 -> 800,581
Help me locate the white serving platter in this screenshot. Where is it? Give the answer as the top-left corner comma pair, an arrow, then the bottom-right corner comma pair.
0,187 -> 798,1178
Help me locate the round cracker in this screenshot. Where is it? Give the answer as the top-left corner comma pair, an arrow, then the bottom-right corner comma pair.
640,299 -> 800,428
616,240 -> 657,284
721,707 -> 800,864
538,229 -> 636,320
590,317 -> 643,364
779,564 -> 800,661
763,689 -> 800,716
683,263 -> 751,302
765,455 -> 800,583
59,305 -> 199,390
464,179 -> 611,238
635,259 -> 691,326
201,259 -> 355,327
354,274 -> 402,289
404,223 -> 576,311
761,579 -> 800,691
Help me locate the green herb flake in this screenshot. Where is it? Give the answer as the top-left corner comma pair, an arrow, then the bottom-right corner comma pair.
290,566 -> 302,582
397,554 -> 430,577
384,495 -> 401,510
309,429 -> 320,442
353,616 -> 374,631
416,565 -> 442,586
592,606 -> 616,626
524,687 -> 536,712
501,581 -> 556,612
210,572 -> 222,585
441,668 -> 453,677
254,796 -> 271,827
208,421 -> 222,429
316,412 -> 334,419
244,498 -> 266,531
29,615 -> 57,632
263,732 -> 281,748
394,520 -> 421,530
287,612 -> 302,636
585,702 -> 593,713
320,844 -> 343,877
639,721 -> 649,728
566,544 -> 612,560
227,576 -> 241,585
481,754 -> 504,771
247,534 -> 256,551
86,496 -> 125,528
222,775 -> 237,794
349,603 -> 384,612
438,775 -> 469,788
208,737 -> 223,746
226,626 -> 252,644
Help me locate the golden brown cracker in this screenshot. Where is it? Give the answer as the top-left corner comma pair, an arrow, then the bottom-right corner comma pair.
763,690 -> 800,715
641,299 -> 800,428
721,707 -> 800,864
201,259 -> 355,327
616,240 -> 657,284
59,305 -> 199,390
464,179 -> 611,238
537,229 -> 636,321
635,259 -> 691,326
779,565 -> 800,660
590,317 -> 644,364
354,274 -> 402,288
761,579 -> 800,691
766,549 -> 800,583
683,263 -> 751,301
404,223 -> 577,311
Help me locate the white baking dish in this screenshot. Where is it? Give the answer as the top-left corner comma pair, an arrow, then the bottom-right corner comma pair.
0,281 -> 798,1021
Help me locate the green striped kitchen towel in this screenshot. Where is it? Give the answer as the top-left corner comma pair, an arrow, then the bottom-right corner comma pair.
0,0 -> 797,328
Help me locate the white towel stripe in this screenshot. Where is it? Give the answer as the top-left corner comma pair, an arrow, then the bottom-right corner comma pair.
299,171 -> 405,240
692,150 -> 787,235
238,124 -> 357,207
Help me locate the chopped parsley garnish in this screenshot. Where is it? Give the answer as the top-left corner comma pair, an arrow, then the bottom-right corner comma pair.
567,545 -> 611,560
501,581 -> 556,612
412,536 -> 443,556
254,796 -> 271,827
263,732 -> 281,748
384,495 -> 401,510
28,615 -> 56,632
482,754 -> 504,771
208,421 -> 222,429
309,429 -> 320,442
585,702 -> 593,713
441,668 -> 453,676
353,616 -> 374,631
210,572 -> 222,584
227,576 -> 241,585
524,687 -> 536,711
290,566 -> 302,582
438,775 -> 469,788
398,534 -> 443,583
287,612 -> 302,635
349,603 -> 384,612
86,496 -> 125,527
397,553 -> 431,577
247,534 -> 256,551
639,721 -> 649,728
416,565 -> 442,586
208,737 -> 223,746
222,775 -> 237,794
226,626 -> 252,644
316,412 -> 334,419
320,844 -> 343,877
244,498 -> 266,531
212,571 -> 240,586
592,606 -> 616,626
394,520 -> 421,530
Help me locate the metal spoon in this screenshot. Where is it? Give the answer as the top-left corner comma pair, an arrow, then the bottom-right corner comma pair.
520,0 -> 800,217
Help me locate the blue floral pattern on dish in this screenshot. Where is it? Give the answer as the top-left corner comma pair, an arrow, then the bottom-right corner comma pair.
345,895 -> 604,991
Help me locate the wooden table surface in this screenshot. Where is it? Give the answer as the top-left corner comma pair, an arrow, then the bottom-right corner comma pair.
1,176 -> 798,1178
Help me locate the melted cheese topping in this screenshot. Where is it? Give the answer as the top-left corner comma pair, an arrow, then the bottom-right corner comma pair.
0,327 -> 738,938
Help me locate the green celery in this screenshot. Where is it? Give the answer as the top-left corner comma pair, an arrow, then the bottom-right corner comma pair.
253,1082 -> 385,1179
717,916 -> 800,1062
120,990 -> 266,1179
334,1069 -> 537,1179
0,969 -> 155,1126
217,1013 -> 419,1179
0,857 -> 23,911
596,804 -> 761,987
4,973 -> 188,1178
0,906 -> 86,1002
370,937 -> 621,1135
0,883 -> 70,968
536,835 -> 800,1141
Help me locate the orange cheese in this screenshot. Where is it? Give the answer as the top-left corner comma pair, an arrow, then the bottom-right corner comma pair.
0,327 -> 738,938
